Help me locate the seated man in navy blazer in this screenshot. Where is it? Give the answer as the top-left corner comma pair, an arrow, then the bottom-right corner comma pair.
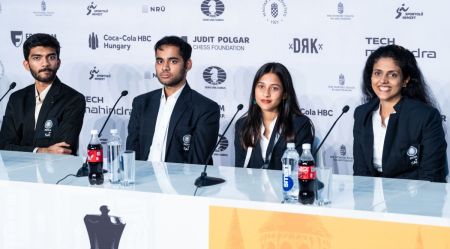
0,33 -> 85,155
126,36 -> 220,164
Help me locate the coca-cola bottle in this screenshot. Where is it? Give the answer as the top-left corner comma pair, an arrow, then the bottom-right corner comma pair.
88,129 -> 104,185
298,143 -> 316,204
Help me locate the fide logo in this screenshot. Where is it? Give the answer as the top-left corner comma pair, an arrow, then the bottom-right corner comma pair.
203,66 -> 226,85
201,0 -> 225,17
89,32 -> 99,50
215,135 -> 229,152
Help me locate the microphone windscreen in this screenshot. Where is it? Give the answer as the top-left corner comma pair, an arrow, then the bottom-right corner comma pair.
237,104 -> 244,110
342,105 -> 350,113
10,82 -> 16,89
121,90 -> 128,96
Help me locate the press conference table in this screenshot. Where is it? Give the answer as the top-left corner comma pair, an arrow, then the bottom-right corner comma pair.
1,150 -> 450,249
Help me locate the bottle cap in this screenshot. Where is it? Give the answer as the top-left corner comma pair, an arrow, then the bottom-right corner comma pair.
90,129 -> 99,135
302,143 -> 311,150
286,143 -> 295,149
110,129 -> 118,134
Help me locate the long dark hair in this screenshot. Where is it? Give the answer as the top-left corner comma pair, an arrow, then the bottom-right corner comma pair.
240,62 -> 303,148
362,44 -> 434,106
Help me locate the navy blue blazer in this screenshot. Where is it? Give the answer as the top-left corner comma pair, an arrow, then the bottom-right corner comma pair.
353,97 -> 447,182
126,83 -> 220,164
0,77 -> 86,155
234,114 -> 314,170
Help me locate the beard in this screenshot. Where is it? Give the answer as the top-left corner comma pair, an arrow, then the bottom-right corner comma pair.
30,67 -> 58,83
156,68 -> 187,87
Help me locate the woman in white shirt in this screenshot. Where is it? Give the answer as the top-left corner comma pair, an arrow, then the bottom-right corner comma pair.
234,62 -> 314,170
353,45 -> 447,182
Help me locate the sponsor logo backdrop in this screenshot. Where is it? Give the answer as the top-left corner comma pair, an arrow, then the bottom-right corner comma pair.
0,0 -> 449,178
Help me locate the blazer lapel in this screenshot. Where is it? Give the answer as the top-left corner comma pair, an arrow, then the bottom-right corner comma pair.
165,84 -> 190,154
381,99 -> 403,167
361,99 -> 379,173
24,86 -> 36,141
142,90 -> 162,158
34,79 -> 60,134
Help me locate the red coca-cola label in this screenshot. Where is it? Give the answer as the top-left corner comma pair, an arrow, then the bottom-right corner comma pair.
298,165 -> 316,180
88,149 -> 103,163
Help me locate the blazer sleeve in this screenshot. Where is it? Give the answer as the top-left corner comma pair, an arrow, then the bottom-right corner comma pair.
234,118 -> 246,167
353,107 -> 372,176
126,97 -> 142,160
0,97 -> 34,152
418,108 -> 447,182
189,102 -> 220,165
52,93 -> 86,155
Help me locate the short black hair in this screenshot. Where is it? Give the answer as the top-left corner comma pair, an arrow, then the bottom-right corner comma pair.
154,36 -> 192,63
23,33 -> 60,60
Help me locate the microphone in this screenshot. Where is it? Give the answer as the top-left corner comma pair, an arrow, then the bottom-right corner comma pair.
313,105 -> 350,158
194,104 -> 243,193
0,82 -> 17,102
75,90 -> 129,177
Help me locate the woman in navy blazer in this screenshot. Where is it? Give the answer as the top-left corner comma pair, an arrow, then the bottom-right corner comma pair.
234,62 -> 314,170
353,45 -> 447,182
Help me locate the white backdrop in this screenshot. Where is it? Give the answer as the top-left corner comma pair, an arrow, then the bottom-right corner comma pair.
0,0 -> 449,179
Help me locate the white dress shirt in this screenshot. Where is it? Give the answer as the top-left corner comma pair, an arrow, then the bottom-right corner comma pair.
33,84 -> 53,153
372,105 -> 395,172
260,117 -> 278,161
35,84 -> 52,129
147,84 -> 186,162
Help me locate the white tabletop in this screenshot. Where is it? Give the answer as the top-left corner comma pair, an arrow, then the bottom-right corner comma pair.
1,150 -> 449,218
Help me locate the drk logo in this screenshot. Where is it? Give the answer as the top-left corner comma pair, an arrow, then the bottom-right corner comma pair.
89,32 -> 99,50
203,66 -> 226,85
11,31 -> 23,47
289,38 -> 323,53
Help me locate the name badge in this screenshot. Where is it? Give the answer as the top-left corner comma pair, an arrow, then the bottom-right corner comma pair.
406,145 -> 420,167
38,118 -> 58,139
182,134 -> 191,151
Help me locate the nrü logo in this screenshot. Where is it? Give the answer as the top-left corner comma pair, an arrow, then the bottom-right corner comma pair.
203,66 -> 226,85
10,31 -> 23,47
84,205 -> 125,249
89,32 -> 99,50
201,0 -> 225,17
289,38 -> 323,54
215,135 -> 229,152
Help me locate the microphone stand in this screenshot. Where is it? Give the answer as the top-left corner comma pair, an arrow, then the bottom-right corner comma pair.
313,105 -> 350,158
0,82 -> 17,103
76,91 -> 128,177
312,105 -> 349,191
194,104 -> 243,194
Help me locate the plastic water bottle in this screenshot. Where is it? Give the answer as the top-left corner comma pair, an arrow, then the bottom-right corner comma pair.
281,143 -> 299,203
107,129 -> 122,184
